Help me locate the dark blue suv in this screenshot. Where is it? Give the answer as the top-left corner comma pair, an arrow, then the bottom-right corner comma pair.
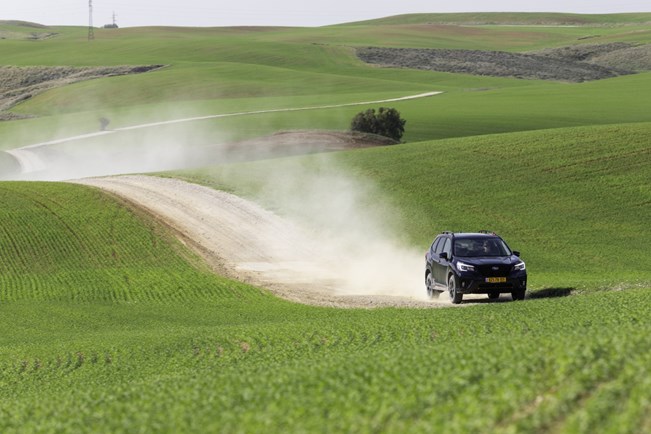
425,231 -> 527,304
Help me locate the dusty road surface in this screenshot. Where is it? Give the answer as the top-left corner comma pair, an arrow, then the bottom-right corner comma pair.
4,148 -> 47,173
75,175 -> 451,308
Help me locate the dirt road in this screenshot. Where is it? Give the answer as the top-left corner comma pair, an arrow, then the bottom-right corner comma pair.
9,91 -> 442,176
75,175 -> 443,308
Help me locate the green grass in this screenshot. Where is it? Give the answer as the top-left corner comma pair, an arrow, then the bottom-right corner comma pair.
0,182 -> 649,431
0,123 -> 647,432
0,21 -> 55,41
0,181 -> 265,302
2,276 -> 651,431
311,21 -> 651,50
5,70 -> 650,154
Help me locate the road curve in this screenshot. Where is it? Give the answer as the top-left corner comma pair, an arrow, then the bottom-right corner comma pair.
74,175 -> 442,308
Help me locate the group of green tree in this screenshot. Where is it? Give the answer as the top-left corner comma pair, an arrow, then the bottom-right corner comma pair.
350,107 -> 406,141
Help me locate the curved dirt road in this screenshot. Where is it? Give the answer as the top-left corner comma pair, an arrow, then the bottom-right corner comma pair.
9,91 -> 442,176
75,175 -> 443,308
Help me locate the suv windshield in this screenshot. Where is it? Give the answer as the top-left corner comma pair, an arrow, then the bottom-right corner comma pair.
453,237 -> 512,257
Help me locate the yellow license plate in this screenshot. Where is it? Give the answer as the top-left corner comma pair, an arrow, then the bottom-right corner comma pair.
486,277 -> 507,283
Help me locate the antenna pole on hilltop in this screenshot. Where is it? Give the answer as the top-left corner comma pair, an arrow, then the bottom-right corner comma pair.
112,11 -> 117,27
88,0 -> 95,40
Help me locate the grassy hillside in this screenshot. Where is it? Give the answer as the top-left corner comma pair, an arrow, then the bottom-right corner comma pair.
2,289 -> 650,432
351,12 -> 651,26
0,16 -> 650,152
172,122 -> 651,290
3,70 -> 650,154
1,181 -> 650,432
0,21 -> 55,41
0,181 -> 264,302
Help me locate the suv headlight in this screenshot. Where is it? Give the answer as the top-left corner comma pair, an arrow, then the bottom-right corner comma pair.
514,261 -> 526,271
457,262 -> 475,272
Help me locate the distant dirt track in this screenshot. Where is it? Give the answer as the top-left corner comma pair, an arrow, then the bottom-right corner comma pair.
7,90 -> 442,175
75,175 -> 450,308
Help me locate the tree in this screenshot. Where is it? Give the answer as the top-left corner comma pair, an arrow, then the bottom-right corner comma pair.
350,107 -> 406,141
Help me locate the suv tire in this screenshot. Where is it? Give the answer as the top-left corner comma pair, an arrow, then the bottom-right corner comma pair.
511,289 -> 525,301
426,273 -> 438,299
448,275 -> 463,304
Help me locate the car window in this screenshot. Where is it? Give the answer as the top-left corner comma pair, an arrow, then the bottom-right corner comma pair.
454,238 -> 511,257
430,238 -> 439,253
434,237 -> 445,254
442,238 -> 451,256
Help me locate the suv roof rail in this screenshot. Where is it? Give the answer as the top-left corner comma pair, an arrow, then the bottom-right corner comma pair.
440,231 -> 454,235
479,230 -> 497,235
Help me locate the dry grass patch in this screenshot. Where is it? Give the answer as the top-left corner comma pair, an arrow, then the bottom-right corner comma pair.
0,65 -> 165,119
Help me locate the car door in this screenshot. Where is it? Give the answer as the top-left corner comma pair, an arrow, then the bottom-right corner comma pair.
427,237 -> 442,277
434,237 -> 452,285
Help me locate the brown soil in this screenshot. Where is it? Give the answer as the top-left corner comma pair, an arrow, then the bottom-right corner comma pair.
357,43 -> 646,82
211,130 -> 399,163
533,42 -> 651,72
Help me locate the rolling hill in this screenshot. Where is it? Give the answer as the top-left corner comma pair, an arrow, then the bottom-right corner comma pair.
0,13 -> 650,149
1,13 -> 650,432
349,12 -> 651,26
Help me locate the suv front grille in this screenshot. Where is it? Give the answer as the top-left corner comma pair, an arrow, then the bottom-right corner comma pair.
477,264 -> 512,277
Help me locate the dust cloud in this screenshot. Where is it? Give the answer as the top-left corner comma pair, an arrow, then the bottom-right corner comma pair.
1,119 -> 220,181
2,101 -> 433,303
1,91 -> 441,182
217,155 -> 428,300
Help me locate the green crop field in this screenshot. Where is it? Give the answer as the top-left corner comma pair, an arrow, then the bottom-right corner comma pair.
1,13 -> 651,432
3,286 -> 651,432
0,182 -> 265,303
1,180 -> 651,431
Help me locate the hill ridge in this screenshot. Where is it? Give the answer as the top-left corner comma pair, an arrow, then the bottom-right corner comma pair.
342,12 -> 651,26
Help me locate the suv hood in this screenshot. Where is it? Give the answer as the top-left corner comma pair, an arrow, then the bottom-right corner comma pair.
455,256 -> 520,266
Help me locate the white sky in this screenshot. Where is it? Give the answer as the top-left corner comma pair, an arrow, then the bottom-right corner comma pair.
2,1 -> 650,28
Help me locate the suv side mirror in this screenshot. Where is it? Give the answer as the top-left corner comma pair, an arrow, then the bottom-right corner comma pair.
439,252 -> 449,261
513,251 -> 520,257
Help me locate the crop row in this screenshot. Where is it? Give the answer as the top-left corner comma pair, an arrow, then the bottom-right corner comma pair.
1,288 -> 650,432
0,182 -> 266,303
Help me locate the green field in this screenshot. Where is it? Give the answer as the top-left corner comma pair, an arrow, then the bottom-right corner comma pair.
3,286 -> 651,432
1,13 -> 651,432
1,180 -> 650,431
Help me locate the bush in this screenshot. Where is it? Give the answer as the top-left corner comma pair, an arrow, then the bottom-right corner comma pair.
350,107 -> 406,141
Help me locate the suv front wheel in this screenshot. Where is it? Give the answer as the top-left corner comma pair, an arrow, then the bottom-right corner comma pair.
511,289 -> 525,301
448,275 -> 463,304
